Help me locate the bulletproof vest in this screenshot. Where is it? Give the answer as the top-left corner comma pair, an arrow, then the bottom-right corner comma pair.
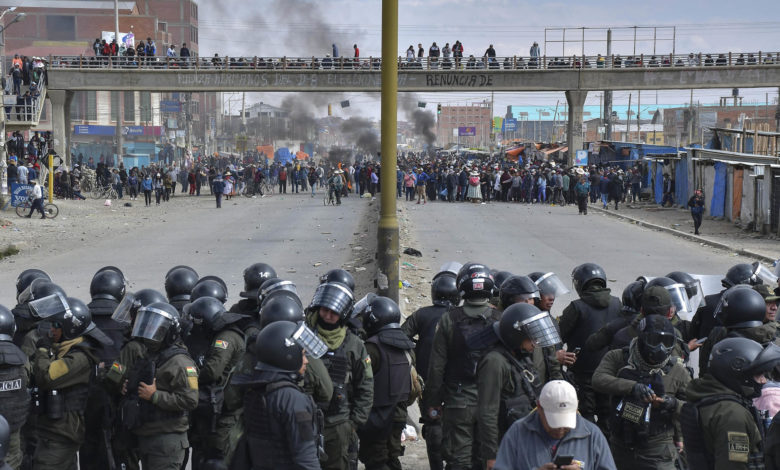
184,324 -> 213,368
443,306 -> 500,385
245,381 -> 315,468
566,296 -> 621,374
694,292 -> 724,339
609,349 -> 673,447
321,338 -> 351,415
367,336 -> 411,408
45,343 -> 94,417
197,326 -> 245,417
498,347 -> 542,434
411,305 -> 448,382
0,341 -> 29,432
88,298 -> 127,363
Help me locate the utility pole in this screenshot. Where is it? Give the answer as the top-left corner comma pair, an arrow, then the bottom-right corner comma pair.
604,28 -> 613,141
637,90 -> 641,142
626,94 -> 632,142
114,0 -> 123,166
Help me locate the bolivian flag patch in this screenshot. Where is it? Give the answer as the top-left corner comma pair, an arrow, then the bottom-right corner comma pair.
186,366 -> 198,390
111,362 -> 123,373
214,340 -> 229,349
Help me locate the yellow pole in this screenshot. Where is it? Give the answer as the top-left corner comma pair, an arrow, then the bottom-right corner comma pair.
48,153 -> 53,202
377,0 -> 399,302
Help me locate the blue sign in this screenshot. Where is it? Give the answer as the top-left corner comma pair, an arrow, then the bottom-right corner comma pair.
160,100 -> 182,113
10,183 -> 32,207
503,118 -> 517,132
73,125 -> 115,136
458,126 -> 476,137
122,126 -> 144,136
575,150 -> 588,167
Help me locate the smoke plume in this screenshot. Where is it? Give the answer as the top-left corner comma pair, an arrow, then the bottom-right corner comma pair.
341,117 -> 379,155
399,93 -> 438,149
326,148 -> 353,167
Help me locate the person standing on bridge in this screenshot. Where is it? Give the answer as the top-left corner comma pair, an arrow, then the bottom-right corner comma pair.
530,41 -> 540,68
332,43 -> 339,57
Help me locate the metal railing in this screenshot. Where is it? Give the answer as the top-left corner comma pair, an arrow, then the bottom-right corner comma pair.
46,51 -> 780,71
4,76 -> 46,125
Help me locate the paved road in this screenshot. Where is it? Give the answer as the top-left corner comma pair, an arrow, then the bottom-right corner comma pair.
0,192 -> 370,308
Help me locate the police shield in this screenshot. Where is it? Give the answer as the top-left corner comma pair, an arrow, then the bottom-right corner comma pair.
28,293 -> 71,319
291,323 -> 328,359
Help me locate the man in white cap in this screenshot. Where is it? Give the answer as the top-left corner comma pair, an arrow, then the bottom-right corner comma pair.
494,380 -> 616,470
26,178 -> 46,219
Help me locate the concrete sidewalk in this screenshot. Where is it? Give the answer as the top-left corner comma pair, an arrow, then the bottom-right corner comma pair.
590,201 -> 779,264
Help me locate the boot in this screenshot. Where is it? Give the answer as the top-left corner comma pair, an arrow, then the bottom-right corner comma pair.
40,215 -> 46,219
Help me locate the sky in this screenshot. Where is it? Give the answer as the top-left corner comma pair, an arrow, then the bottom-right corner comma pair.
198,0 -> 780,121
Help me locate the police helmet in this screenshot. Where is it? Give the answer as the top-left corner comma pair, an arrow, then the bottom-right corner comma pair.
198,276 -> 228,296
15,269 -> 51,296
646,276 -> 692,315
666,271 -> 700,298
165,267 -> 199,302
431,274 -> 459,307
253,321 -> 307,373
499,275 -> 540,308
433,261 -> 462,281
457,264 -> 495,301
495,303 -> 561,349
722,263 -> 761,288
58,297 -> 92,340
0,305 -> 15,341
621,281 -> 645,314
260,289 -> 303,310
637,315 -> 676,365
191,279 -> 228,304
0,414 -> 9,461
184,296 -> 243,332
493,271 -> 514,290
709,338 -> 780,398
95,265 -> 124,278
18,279 -> 66,307
361,296 -> 402,336
530,272 -> 570,298
715,285 -> 766,329
135,288 -> 168,307
571,263 -> 607,296
241,263 -> 277,298
132,301 -> 181,344
258,278 -> 298,305
260,294 -> 305,329
165,265 -> 199,280
90,269 -> 126,302
319,269 -> 355,293
309,282 -> 355,319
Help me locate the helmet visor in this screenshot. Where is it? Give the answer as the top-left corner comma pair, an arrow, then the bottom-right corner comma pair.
291,323 -> 328,359
535,272 -> 570,297
753,262 -> 778,286
438,261 -> 463,277
111,292 -> 137,326
28,292 -> 71,319
352,293 -> 377,319
517,312 -> 562,348
131,306 -> 176,342
309,283 -> 354,317
687,279 -> 705,313
260,280 -> 298,302
643,331 -> 676,349
665,283 -> 693,315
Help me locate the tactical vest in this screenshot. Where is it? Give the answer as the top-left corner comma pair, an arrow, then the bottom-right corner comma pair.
498,348 -> 542,434
681,394 -> 764,470
367,335 -> 411,408
0,341 -> 29,432
44,345 -> 94,418
443,306 -> 500,385
184,324 -> 213,368
89,298 -> 126,363
245,381 -> 319,468
411,305 -> 448,382
566,297 -> 621,375
321,340 -> 351,415
609,349 -> 674,447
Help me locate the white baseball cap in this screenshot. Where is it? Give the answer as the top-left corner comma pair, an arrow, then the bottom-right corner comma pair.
539,380 -> 578,429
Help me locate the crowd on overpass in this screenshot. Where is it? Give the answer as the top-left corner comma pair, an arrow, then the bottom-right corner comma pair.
2,54 -> 46,122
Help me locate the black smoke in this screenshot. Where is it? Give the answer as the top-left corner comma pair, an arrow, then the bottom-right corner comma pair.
326,147 -> 352,167
399,93 -> 437,149
341,117 -> 379,155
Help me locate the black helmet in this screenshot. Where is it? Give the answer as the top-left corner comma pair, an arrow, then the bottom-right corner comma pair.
199,276 -> 228,295
253,321 -> 306,373
191,279 -> 228,304
709,338 -> 780,398
260,294 -> 305,329
95,265 -> 124,278
241,263 -> 277,298
184,296 -> 243,332
165,267 -> 199,302
0,305 -> 15,341
637,315 -> 676,365
493,271 -> 514,290
166,265 -> 198,280
722,263 -> 761,288
135,289 -> 167,307
621,281 -> 645,314
260,289 -> 303,310
495,303 -> 561,349
58,297 -> 92,340
433,261 -> 462,281
320,269 -> 355,292
715,286 -> 766,329
457,264 -> 495,301
431,274 -> 459,307
18,279 -> 65,306
361,296 -> 402,336
0,414 -> 9,461
309,282 -> 355,319
530,272 -> 571,298
131,301 -> 181,344
258,278 -> 298,305
571,263 -> 607,296
646,276 -> 693,315
110,288 -> 167,326
499,275 -> 540,308
666,271 -> 700,298
90,269 -> 126,302
15,269 -> 51,295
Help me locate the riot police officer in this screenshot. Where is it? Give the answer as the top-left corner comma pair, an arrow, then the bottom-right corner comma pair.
15,280 -> 66,356
683,337 -> 780,470
585,280 -> 645,353
0,415 -> 13,470
12,270 -> 50,345
528,271 -> 571,314
105,301 -> 198,470
305,281 -> 373,470
320,269 -> 356,293
401,269 -> 459,470
358,296 -> 416,470
229,321 -> 324,470
191,279 -> 228,304
228,263 -> 276,315
165,265 -> 199,314
593,315 -> 690,470
477,303 -> 560,470
0,305 -> 29,469
558,262 -> 622,433
29,296 -> 112,470
183,297 -> 246,469
427,263 -> 501,470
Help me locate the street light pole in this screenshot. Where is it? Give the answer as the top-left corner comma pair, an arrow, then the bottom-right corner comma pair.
0,8 -> 25,196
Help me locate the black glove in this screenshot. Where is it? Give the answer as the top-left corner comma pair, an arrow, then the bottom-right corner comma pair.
35,335 -> 53,350
631,383 -> 654,402
659,396 -> 678,411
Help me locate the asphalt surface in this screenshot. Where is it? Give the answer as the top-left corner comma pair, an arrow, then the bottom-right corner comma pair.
0,192 -> 371,308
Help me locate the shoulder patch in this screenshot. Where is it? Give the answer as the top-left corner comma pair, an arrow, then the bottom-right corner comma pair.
186,366 -> 198,377
214,340 -> 229,350
186,366 -> 198,390
111,362 -> 124,374
727,431 -> 750,463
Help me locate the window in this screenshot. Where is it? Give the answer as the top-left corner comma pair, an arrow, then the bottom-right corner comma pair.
158,22 -> 167,33
111,91 -> 119,122
190,101 -> 199,115
46,16 -> 76,41
70,91 -> 82,120
140,92 -> 152,122
191,27 -> 198,44
124,92 -> 135,122
191,2 -> 198,19
86,91 -> 97,121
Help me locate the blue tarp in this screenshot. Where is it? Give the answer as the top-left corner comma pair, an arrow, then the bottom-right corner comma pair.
674,159 -> 689,207
274,148 -> 293,165
710,162 -> 727,218
654,163 -> 664,204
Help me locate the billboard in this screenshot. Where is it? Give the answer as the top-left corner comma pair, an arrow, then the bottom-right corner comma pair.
101,31 -> 135,51
458,126 -> 476,137
575,150 -> 588,166
160,100 -> 182,113
503,118 -> 517,132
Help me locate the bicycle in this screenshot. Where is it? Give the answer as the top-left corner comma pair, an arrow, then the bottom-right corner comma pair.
324,187 -> 336,206
261,181 -> 276,196
15,197 -> 59,219
91,184 -> 118,200
241,181 -> 263,198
